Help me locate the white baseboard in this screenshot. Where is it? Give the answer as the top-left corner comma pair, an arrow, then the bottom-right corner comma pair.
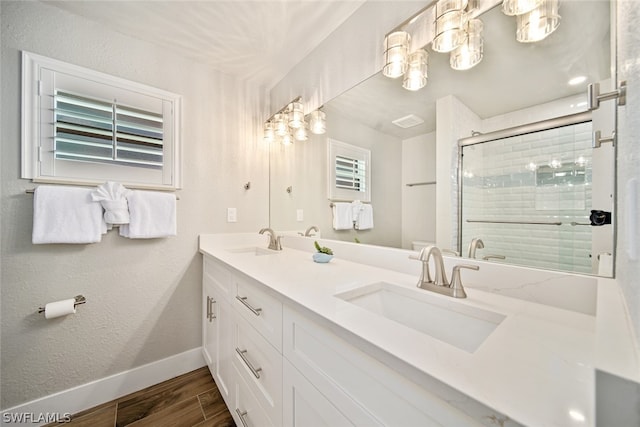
1,347 -> 206,426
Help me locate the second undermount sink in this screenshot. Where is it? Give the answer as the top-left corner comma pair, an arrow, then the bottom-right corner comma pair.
335,282 -> 505,353
227,246 -> 279,256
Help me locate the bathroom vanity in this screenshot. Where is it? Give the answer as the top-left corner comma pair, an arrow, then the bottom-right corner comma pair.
199,233 -> 638,427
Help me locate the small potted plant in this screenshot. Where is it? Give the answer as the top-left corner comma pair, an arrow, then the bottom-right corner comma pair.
313,241 -> 334,263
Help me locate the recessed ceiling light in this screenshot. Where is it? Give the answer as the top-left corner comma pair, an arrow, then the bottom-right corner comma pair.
568,76 -> 587,85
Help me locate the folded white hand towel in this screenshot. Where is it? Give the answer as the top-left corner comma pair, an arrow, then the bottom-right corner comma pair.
32,186 -> 105,244
332,202 -> 354,230
354,203 -> 374,230
119,190 -> 177,239
91,181 -> 132,225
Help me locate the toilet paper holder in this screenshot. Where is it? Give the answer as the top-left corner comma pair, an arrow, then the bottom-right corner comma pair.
38,295 -> 86,314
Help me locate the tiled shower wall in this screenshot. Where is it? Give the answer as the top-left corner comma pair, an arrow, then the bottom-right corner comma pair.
461,121 -> 597,274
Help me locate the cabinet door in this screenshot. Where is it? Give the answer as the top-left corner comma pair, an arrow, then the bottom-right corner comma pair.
216,296 -> 234,402
202,276 -> 217,373
283,359 -> 355,427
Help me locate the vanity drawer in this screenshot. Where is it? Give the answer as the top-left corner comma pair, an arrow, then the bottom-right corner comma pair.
233,363 -> 275,427
232,313 -> 282,426
203,256 -> 233,302
232,272 -> 283,351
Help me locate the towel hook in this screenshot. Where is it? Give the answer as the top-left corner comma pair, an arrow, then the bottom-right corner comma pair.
286,186 -> 292,194
244,182 -> 251,190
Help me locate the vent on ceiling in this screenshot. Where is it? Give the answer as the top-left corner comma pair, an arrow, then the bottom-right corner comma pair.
391,114 -> 424,129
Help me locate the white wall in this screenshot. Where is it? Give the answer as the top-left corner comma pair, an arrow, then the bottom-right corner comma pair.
0,1 -> 269,409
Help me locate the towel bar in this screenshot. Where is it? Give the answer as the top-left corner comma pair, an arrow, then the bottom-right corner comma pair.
26,188 -> 180,200
38,295 -> 86,314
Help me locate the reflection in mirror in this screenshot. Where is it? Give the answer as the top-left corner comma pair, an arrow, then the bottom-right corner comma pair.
269,1 -> 614,275
459,112 -> 614,277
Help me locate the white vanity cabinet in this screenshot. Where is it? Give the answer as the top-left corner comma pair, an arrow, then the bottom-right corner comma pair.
202,255 -> 283,427
202,256 -> 234,402
282,306 -> 483,427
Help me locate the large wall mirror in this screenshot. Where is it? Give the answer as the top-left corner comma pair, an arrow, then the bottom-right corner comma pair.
269,0 -> 615,277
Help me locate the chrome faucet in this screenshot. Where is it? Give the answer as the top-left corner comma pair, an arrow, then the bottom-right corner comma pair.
259,228 -> 282,251
412,245 -> 479,299
304,225 -> 319,237
468,237 -> 484,258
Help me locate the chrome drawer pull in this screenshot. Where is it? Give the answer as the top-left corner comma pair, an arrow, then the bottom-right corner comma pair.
235,409 -> 249,427
235,295 -> 262,316
207,296 -> 216,322
236,348 -> 262,379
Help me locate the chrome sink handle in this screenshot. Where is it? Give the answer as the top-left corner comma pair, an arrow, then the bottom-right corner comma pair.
449,264 -> 479,299
413,247 -> 433,286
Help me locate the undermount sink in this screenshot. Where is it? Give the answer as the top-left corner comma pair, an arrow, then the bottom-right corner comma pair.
335,282 -> 505,353
227,246 -> 279,256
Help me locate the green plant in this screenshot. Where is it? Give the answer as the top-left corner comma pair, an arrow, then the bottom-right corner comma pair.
354,237 -> 361,244
314,241 -> 333,255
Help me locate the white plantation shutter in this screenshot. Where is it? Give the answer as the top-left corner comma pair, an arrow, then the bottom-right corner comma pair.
22,51 -> 182,189
327,139 -> 371,202
335,155 -> 367,193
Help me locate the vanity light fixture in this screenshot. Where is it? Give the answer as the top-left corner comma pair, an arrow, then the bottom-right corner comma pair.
516,0 -> 560,43
432,0 -> 469,53
288,101 -> 304,129
309,110 -> 326,135
403,49 -> 429,91
450,18 -> 484,70
383,31 -> 411,78
502,0 -> 542,16
263,96 -> 323,145
263,121 -> 275,143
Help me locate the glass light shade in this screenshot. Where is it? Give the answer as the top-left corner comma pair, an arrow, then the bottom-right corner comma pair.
450,19 -> 483,70
294,124 -> 308,141
402,49 -> 428,91
274,113 -> 288,136
432,0 -> 468,53
502,0 -> 542,16
263,121 -> 274,142
383,31 -> 411,78
516,0 -> 560,43
281,132 -> 293,146
288,101 -> 304,129
309,110 -> 326,135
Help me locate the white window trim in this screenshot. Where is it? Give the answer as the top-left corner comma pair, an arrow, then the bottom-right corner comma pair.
21,51 -> 182,190
327,138 -> 371,202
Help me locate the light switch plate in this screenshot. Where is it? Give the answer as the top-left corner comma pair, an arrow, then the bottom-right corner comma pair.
296,209 -> 304,222
227,207 -> 237,223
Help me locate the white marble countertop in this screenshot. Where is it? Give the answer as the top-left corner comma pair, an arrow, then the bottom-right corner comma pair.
199,233 -> 639,427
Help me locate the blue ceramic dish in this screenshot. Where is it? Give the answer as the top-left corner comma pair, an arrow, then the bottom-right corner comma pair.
312,252 -> 333,263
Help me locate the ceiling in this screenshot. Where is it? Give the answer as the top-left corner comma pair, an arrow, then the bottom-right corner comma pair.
44,0 -> 366,89
324,1 -> 611,139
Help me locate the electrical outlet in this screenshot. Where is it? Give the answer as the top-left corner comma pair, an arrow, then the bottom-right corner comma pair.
227,207 -> 237,223
296,209 -> 304,222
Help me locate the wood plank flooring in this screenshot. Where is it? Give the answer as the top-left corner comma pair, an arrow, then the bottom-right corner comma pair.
44,367 -> 235,427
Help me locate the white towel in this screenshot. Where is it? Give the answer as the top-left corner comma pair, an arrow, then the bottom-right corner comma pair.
332,202 -> 354,230
32,186 -> 106,244
91,181 -> 132,225
119,190 -> 177,238
354,203 -> 374,230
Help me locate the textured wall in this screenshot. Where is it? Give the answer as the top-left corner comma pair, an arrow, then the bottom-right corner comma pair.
0,1 -> 269,409
615,0 -> 640,346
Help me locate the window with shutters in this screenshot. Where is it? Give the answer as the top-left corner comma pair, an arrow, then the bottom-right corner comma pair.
22,51 -> 182,189
327,138 -> 371,202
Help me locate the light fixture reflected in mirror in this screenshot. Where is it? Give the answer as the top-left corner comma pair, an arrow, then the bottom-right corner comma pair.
263,96 -> 323,144
288,101 -> 304,129
516,0 -> 560,43
309,110 -> 326,135
402,49 -> 428,91
450,18 -> 483,70
383,31 -> 411,78
432,0 -> 469,53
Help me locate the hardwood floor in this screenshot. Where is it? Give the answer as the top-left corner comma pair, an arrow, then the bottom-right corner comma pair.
44,367 -> 235,427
